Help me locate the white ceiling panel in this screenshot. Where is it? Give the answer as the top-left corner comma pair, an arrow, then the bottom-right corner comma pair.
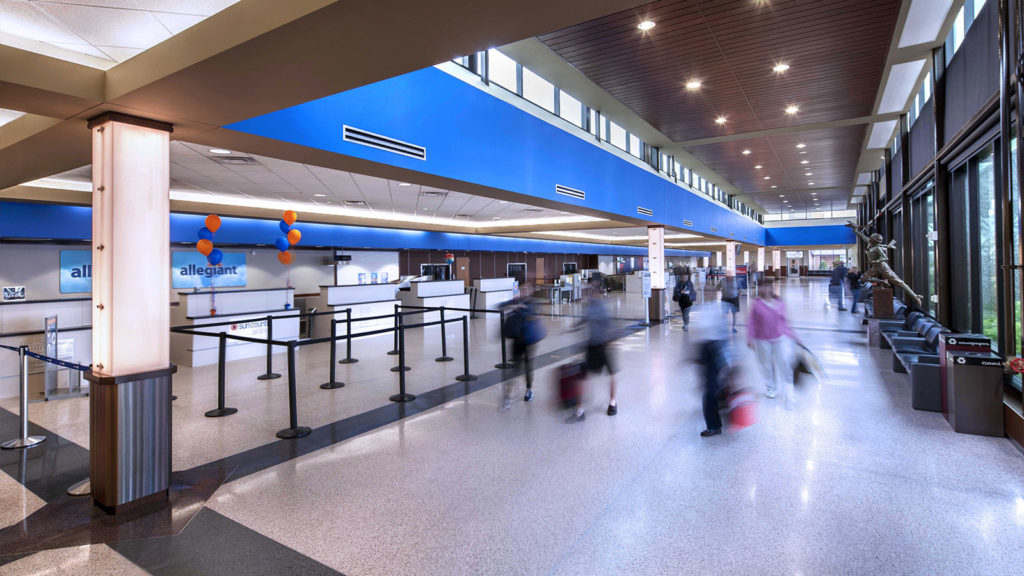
151,12 -> 208,34
867,120 -> 899,149
35,2 -> 169,48
878,60 -> 927,114
136,0 -> 236,15
0,1 -> 83,45
898,0 -> 954,48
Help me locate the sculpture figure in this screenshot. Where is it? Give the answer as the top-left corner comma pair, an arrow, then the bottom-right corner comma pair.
845,221 -> 922,307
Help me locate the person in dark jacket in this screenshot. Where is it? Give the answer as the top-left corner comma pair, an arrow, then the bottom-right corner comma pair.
847,266 -> 864,314
828,261 -> 849,311
673,274 -> 698,331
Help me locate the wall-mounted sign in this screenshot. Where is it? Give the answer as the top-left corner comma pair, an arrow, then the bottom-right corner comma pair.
172,252 -> 247,289
2,286 -> 26,302
60,250 -> 92,293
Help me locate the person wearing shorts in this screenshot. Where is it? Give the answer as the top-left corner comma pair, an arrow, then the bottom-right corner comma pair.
570,280 -> 618,421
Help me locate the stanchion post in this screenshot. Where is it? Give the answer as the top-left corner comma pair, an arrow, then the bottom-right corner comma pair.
456,316 -> 478,382
320,318 -> 345,389
389,314 -> 416,402
387,304 -> 400,355
435,306 -> 453,362
257,314 -> 281,380
277,341 -> 311,439
205,332 -> 238,417
339,308 -> 358,364
494,309 -> 513,369
2,345 -> 46,450
390,312 -> 411,372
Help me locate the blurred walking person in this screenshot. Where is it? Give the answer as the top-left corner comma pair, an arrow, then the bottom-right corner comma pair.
847,266 -> 864,314
568,278 -> 619,422
672,273 -> 698,331
500,295 -> 544,409
718,274 -> 740,333
828,260 -> 849,311
747,283 -> 799,405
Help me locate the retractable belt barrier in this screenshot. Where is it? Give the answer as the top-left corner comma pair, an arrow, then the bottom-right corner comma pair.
0,344 -> 90,450
169,304 -> 491,439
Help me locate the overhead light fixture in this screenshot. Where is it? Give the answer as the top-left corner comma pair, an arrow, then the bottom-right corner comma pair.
498,200 -> 510,204
715,116 -> 727,125
785,105 -> 799,115
796,143 -> 806,149
343,200 -> 366,206
808,182 -> 815,185
685,80 -> 702,90
755,165 -> 763,169
800,151 -> 807,154
771,185 -> 778,189
314,193 -> 326,197
492,216 -> 503,220
742,149 -> 751,155
638,20 -> 656,31
805,172 -> 813,176
801,160 -> 809,165
208,148 -> 232,155
397,182 -> 412,187
779,194 -> 785,197
763,176 -> 771,180
773,63 -> 791,73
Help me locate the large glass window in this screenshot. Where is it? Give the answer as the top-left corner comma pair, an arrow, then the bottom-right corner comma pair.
521,67 -> 555,113
559,91 -> 583,128
978,145 -> 998,347
487,49 -> 518,93
629,134 -> 642,159
608,121 -> 627,150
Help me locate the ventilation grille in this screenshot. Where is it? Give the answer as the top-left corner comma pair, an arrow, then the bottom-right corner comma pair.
211,155 -> 260,165
555,184 -> 585,200
343,125 -> 426,160
636,206 -> 654,217
682,219 -> 694,227
729,233 -> 735,237
710,226 -> 718,232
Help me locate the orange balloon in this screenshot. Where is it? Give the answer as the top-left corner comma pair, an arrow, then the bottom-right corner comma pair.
287,229 -> 301,245
205,214 -> 221,234
278,251 -> 293,265
283,210 -> 297,226
197,239 -> 213,255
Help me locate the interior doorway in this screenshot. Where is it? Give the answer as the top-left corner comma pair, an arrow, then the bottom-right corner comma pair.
420,263 -> 451,280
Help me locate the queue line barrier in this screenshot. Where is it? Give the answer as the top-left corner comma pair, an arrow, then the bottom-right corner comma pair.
0,343 -> 89,450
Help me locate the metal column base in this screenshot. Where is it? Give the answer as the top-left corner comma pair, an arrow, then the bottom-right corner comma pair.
204,407 -> 238,417
276,426 -> 311,439
320,381 -> 345,389
1,436 -> 46,450
338,358 -> 359,364
257,372 -> 281,380
494,362 -> 514,369
386,350 -> 399,356
456,374 -> 478,382
390,365 -> 411,372
389,393 -> 416,402
435,356 -> 454,362
67,479 -> 91,496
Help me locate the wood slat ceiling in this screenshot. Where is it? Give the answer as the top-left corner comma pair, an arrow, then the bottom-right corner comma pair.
538,0 -> 902,213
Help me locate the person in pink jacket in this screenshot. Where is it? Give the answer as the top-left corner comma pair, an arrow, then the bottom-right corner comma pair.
747,283 -> 799,404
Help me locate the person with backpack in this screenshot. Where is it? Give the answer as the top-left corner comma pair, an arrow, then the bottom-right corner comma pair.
672,273 -> 698,331
500,295 -> 544,409
718,274 -> 740,333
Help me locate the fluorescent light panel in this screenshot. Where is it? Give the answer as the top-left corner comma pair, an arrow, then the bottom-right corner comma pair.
878,60 -> 927,113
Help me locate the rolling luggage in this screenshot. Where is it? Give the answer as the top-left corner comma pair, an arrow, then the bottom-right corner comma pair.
558,362 -> 585,409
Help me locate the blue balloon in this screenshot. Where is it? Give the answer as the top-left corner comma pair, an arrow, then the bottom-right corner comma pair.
274,237 -> 290,252
207,248 -> 223,266
197,227 -> 213,240
279,220 -> 291,234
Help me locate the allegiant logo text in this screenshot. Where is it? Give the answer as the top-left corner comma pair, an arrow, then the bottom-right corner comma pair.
179,264 -> 240,277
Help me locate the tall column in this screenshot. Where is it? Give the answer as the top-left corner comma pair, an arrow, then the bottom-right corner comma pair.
647,226 -> 665,322
725,241 -> 737,276
757,247 -> 766,271
715,252 -> 723,267
772,249 -> 781,278
85,113 -> 175,515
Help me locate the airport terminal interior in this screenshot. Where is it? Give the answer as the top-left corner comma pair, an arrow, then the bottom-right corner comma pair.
2,0 -> 1024,574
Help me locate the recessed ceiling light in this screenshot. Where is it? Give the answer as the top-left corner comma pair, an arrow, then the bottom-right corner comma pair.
773,63 -> 791,73
783,200 -> 788,203
423,207 -> 432,211
685,80 -> 702,90
755,165 -> 763,169
779,194 -> 785,197
785,105 -> 799,115
208,148 -> 232,155
498,200 -> 510,204
799,151 -> 807,154
763,176 -> 771,180
398,182 -> 412,187
314,193 -> 326,197
638,20 -> 656,31
808,182 -> 815,185
805,172 -> 813,176
560,212 -> 570,215
715,116 -> 727,125
796,143 -> 806,149
742,149 -> 752,155
801,160 -> 809,164
492,216 -> 502,220
771,185 -> 778,189
811,191 -> 817,195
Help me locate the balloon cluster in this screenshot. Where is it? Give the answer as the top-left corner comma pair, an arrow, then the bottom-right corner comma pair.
275,210 -> 300,265
196,214 -> 223,266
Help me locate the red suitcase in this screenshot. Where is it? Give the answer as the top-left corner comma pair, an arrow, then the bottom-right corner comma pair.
558,362 -> 585,409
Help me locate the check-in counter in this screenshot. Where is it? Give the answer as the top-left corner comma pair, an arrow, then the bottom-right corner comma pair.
170,288 -> 298,367
397,280 -> 470,323
313,283 -> 400,340
0,298 -> 92,399
473,277 -> 515,309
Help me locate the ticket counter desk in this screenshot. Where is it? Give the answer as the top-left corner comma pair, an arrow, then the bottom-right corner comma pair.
170,288 -> 298,367
313,284 -> 400,340
397,280 -> 470,323
473,278 -> 515,309
0,297 -> 92,399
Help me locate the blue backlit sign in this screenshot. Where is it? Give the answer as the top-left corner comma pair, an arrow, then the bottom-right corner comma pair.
172,252 -> 247,289
59,250 -> 92,293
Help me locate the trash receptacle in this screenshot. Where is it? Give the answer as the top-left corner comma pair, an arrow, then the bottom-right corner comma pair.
945,350 -> 1004,437
938,334 -> 991,418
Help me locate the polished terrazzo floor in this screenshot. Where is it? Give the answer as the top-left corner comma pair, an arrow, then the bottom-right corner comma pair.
2,278 -> 1024,575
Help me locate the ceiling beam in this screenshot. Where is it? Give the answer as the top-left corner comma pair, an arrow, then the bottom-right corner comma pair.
0,45 -> 104,119
675,113 -> 904,148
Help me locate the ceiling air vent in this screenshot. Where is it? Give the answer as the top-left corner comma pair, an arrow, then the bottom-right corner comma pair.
682,219 -> 694,227
211,155 -> 260,165
343,125 -> 426,160
729,232 -> 735,237
636,206 -> 654,217
710,226 -> 718,232
343,200 -> 367,206
419,191 -> 446,198
523,208 -> 544,213
555,184 -> 585,200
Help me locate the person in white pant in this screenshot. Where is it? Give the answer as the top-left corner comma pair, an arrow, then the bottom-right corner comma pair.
747,283 -> 799,402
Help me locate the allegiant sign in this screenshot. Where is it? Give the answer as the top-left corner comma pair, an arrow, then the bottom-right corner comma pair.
172,252 -> 247,288
60,250 -> 92,293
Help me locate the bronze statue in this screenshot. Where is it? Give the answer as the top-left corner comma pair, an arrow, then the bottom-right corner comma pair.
845,221 -> 922,307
